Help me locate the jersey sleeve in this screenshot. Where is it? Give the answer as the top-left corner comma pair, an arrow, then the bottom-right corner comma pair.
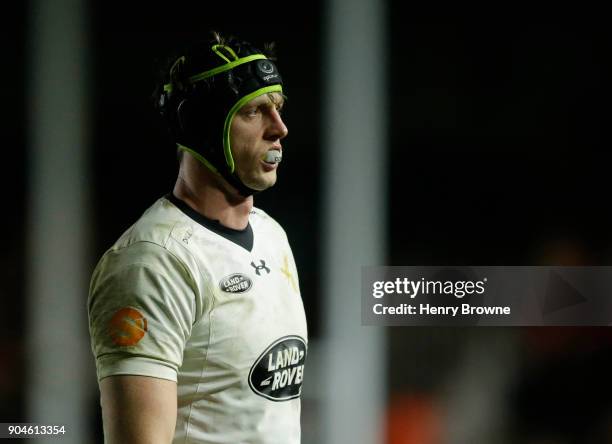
88,241 -> 199,382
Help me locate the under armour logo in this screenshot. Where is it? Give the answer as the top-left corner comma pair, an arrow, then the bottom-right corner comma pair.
251,260 -> 270,276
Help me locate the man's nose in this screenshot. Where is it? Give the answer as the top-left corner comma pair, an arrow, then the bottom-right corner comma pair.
266,109 -> 288,140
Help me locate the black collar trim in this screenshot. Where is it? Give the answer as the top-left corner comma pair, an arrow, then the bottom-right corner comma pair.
165,193 -> 254,252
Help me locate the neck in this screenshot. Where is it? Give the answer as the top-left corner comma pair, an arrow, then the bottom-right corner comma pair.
173,153 -> 253,230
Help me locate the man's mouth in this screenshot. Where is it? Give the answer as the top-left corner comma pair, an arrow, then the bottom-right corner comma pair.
263,149 -> 282,165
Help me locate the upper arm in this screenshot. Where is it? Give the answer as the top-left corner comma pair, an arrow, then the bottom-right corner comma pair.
100,375 -> 177,444
88,244 -> 199,380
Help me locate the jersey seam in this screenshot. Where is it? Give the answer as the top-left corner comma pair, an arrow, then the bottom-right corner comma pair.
182,250 -> 217,443
95,353 -> 178,381
162,220 -> 178,249
166,222 -> 199,321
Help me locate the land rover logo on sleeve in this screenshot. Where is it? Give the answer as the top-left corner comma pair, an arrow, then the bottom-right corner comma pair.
249,336 -> 307,401
219,273 -> 252,293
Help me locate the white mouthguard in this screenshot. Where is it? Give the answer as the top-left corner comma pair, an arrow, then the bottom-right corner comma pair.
264,150 -> 282,164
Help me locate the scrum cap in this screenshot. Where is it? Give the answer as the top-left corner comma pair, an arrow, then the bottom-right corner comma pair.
159,37 -> 283,196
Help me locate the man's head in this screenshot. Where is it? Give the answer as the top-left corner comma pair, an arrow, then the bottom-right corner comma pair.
156,32 -> 288,196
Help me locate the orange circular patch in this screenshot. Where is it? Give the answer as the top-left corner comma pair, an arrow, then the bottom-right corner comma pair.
108,307 -> 147,346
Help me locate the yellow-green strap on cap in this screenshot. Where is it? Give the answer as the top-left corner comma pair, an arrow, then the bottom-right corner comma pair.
211,44 -> 239,63
164,54 -> 268,93
189,54 -> 267,83
176,144 -> 219,174
222,85 -> 284,172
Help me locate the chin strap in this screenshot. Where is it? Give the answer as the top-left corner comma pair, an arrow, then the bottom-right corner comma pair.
177,143 -> 259,197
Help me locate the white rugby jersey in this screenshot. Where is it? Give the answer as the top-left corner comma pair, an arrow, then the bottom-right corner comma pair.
88,194 -> 308,444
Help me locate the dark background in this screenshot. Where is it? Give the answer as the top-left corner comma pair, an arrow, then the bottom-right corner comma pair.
5,2 -> 612,442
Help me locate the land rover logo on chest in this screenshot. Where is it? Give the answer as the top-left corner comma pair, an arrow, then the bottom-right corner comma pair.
219,273 -> 252,293
249,336 -> 307,401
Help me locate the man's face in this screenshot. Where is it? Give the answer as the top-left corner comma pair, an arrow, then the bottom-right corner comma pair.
230,92 -> 288,191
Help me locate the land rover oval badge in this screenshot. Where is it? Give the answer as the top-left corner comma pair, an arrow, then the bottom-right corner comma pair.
249,336 -> 307,401
219,273 -> 252,294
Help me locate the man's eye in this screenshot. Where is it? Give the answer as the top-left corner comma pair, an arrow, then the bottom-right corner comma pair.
241,107 -> 257,116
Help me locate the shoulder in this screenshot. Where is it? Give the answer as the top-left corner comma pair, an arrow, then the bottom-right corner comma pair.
250,206 -> 287,239
88,201 -> 206,331
91,197 -> 198,289
111,196 -> 191,250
